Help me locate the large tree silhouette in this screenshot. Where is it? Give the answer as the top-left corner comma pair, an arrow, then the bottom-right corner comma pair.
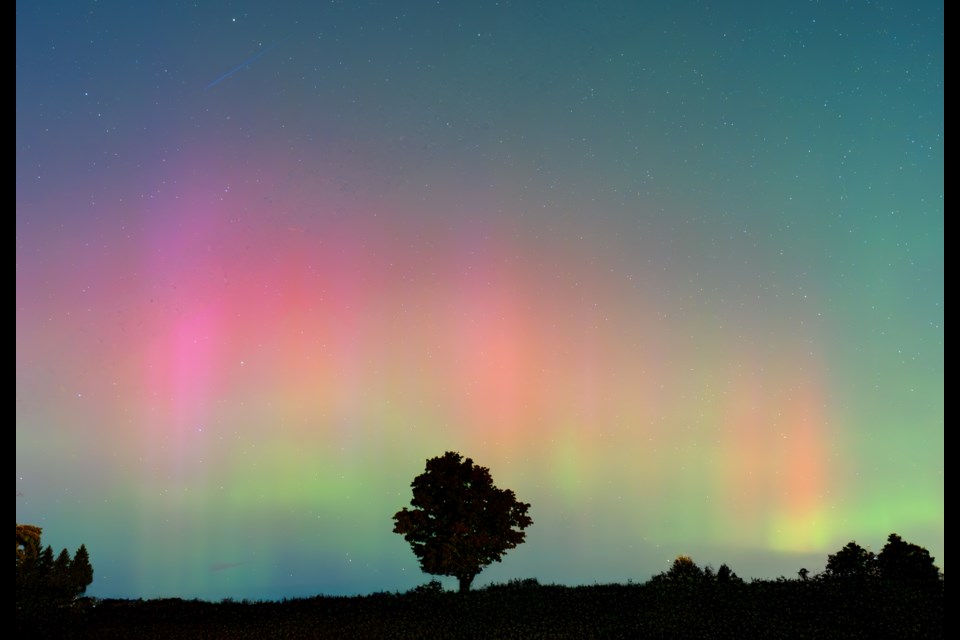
877,533 -> 940,584
392,451 -> 532,592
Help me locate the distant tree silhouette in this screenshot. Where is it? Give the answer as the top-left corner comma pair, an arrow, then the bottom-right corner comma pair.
876,533 -> 940,584
825,541 -> 877,579
716,563 -> 742,584
650,555 -> 730,586
392,451 -> 533,592
70,544 -> 94,596
665,555 -> 705,582
49,548 -> 74,599
37,546 -> 55,577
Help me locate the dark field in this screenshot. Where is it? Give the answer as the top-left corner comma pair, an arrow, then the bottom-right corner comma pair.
18,578 -> 943,639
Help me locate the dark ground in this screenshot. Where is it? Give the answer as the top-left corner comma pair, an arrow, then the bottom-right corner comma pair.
18,578 -> 943,640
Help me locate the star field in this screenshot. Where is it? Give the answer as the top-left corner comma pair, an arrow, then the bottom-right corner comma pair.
16,0 -> 942,600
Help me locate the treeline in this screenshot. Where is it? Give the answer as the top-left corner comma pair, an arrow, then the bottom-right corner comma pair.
651,532 -> 942,587
15,524 -> 942,639
16,524 -> 93,621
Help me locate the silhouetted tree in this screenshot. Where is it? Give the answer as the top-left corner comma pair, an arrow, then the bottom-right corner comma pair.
70,544 -> 94,596
16,525 -> 45,603
49,548 -> 73,599
666,555 -> 705,582
392,451 -> 533,592
650,555 -> 722,586
716,563 -> 742,584
825,541 -> 876,579
37,546 -> 55,576
876,533 -> 940,584
16,524 -> 43,563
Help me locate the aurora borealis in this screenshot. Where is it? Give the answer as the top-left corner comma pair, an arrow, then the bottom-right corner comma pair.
16,1 -> 942,601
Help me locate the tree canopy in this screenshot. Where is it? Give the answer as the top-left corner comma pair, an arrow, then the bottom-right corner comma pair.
392,451 -> 533,592
825,541 -> 877,579
877,533 -> 940,583
16,524 -> 43,563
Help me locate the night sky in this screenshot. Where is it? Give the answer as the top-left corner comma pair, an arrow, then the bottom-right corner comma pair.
16,1 -> 943,601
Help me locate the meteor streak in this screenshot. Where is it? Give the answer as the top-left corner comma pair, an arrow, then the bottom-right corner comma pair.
204,43 -> 279,90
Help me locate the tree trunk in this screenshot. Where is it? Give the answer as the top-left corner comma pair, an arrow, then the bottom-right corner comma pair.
457,573 -> 476,593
